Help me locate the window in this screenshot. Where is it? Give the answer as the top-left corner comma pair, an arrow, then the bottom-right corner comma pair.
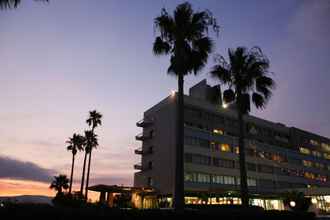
304,172 -> 315,180
212,175 -> 235,185
213,129 -> 224,135
234,146 -> 239,154
258,165 -> 274,174
247,178 -> 257,187
322,143 -> 330,152
246,148 -> 256,157
314,162 -> 324,170
192,154 -> 211,166
223,176 -> 235,185
220,144 -> 231,152
300,147 -> 311,155
184,136 -> 209,148
324,153 -> 330,160
310,139 -> 320,146
197,173 -> 211,183
184,173 -> 192,182
147,177 -> 153,186
213,158 -> 235,168
148,161 -> 153,169
184,154 -> 192,163
184,172 -> 197,182
303,160 -> 313,167
212,175 -> 223,184
247,163 -> 257,171
185,153 -> 211,166
312,151 -> 322,158
236,178 -> 257,187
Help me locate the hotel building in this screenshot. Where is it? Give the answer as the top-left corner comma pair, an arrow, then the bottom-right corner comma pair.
133,79 -> 330,212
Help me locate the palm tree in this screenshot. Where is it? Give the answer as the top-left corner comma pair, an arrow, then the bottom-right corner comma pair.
152,2 -> 219,210
0,0 -> 48,9
50,174 -> 69,196
66,133 -> 85,194
210,47 -> 275,207
84,110 -> 102,200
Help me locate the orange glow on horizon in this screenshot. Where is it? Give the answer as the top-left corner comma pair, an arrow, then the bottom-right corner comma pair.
0,178 -> 99,202
0,178 -> 55,197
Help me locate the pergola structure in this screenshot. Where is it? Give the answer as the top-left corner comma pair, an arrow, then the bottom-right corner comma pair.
88,184 -> 158,208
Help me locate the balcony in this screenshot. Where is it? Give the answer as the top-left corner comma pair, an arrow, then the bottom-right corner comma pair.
134,163 -> 143,170
134,147 -> 153,155
134,148 -> 143,155
135,132 -> 152,141
136,118 -> 153,128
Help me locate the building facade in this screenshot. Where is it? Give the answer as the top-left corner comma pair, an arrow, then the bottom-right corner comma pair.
133,80 -> 330,212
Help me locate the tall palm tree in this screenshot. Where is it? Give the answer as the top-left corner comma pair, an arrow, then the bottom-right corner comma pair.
66,133 -> 85,194
80,130 -> 98,197
84,110 -> 102,200
0,0 -> 48,9
210,47 -> 275,207
152,2 -> 219,210
50,174 -> 69,196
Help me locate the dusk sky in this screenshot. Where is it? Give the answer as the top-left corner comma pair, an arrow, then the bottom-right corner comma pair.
0,0 -> 329,197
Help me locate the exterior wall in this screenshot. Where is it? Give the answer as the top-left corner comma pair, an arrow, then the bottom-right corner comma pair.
134,96 -> 176,195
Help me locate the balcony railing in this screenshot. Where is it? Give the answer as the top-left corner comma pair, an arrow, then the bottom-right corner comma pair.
134,148 -> 143,155
135,132 -> 151,141
134,163 -> 143,170
134,147 -> 153,155
136,118 -> 153,128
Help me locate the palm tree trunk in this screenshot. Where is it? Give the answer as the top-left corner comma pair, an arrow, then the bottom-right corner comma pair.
84,127 -> 95,201
173,73 -> 184,211
69,153 -> 75,194
80,150 -> 88,196
238,109 -> 249,207
85,149 -> 92,200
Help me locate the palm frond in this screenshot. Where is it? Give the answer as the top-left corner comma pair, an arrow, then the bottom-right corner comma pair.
153,37 -> 171,56
252,92 -> 266,109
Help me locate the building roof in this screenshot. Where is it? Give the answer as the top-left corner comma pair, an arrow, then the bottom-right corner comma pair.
88,184 -> 157,194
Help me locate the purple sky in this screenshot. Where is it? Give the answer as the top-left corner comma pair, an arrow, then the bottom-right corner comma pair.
0,0 -> 329,188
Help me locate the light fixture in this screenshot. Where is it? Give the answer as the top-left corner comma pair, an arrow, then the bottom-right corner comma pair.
311,198 -> 317,204
222,103 -> 228,109
289,201 -> 296,207
171,90 -> 176,96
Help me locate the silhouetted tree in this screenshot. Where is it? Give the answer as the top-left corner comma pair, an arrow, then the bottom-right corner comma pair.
84,110 -> 102,200
210,47 -> 275,206
152,2 -> 219,210
0,0 -> 48,9
50,174 -> 69,196
66,133 -> 85,194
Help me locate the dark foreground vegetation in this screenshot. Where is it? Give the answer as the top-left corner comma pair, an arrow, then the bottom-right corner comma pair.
0,203 -> 315,220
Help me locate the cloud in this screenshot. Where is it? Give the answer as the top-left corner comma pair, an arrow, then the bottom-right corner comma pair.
0,156 -> 56,183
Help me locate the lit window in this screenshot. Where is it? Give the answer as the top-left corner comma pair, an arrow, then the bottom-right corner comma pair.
299,147 -> 311,155
324,153 -> 330,160
220,144 -> 231,152
197,173 -> 211,183
312,151 -> 322,157
303,160 -> 313,167
321,143 -> 330,152
213,129 -> 224,135
310,139 -> 320,146
304,172 -> 315,179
